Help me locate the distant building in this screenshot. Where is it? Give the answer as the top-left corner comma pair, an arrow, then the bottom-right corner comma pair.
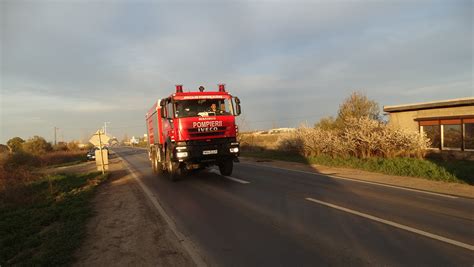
384,98 -> 474,157
130,136 -> 139,145
267,128 -> 296,134
77,143 -> 89,148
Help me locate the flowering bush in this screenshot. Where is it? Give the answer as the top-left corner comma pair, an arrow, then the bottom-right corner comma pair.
277,117 -> 430,159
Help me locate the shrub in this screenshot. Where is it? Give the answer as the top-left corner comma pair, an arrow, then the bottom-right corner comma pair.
0,153 -> 38,195
53,143 -> 69,151
67,141 -> 80,151
277,117 -> 430,159
22,136 -> 53,155
39,150 -> 85,166
2,151 -> 41,171
6,137 -> 25,153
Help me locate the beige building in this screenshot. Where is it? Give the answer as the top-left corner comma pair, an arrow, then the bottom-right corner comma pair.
384,98 -> 474,152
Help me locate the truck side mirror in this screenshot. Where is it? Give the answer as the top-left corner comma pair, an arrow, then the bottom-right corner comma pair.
159,99 -> 167,118
234,97 -> 241,116
159,99 -> 166,107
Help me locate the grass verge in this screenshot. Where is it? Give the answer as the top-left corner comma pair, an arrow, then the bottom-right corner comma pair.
242,150 -> 473,185
0,171 -> 109,266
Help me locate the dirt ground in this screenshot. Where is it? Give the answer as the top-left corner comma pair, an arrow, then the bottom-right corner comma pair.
241,157 -> 474,199
45,156 -> 194,266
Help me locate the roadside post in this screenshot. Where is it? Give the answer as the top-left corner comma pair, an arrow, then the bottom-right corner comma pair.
89,129 -> 110,174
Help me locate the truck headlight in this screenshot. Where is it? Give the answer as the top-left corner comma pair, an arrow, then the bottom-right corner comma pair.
229,147 -> 239,153
176,152 -> 188,158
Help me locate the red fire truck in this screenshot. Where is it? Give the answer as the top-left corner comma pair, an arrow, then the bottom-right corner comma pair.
145,84 -> 241,180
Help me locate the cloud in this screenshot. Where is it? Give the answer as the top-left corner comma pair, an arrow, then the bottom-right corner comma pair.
1,0 -> 472,142
2,91 -> 122,114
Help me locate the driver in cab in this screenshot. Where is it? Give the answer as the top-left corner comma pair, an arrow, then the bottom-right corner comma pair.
209,103 -> 218,112
209,103 -> 224,115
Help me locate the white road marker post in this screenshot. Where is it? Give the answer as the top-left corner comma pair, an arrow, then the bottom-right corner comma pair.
89,129 -> 110,174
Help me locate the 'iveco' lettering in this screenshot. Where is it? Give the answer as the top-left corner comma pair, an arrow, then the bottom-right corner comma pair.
198,127 -> 218,132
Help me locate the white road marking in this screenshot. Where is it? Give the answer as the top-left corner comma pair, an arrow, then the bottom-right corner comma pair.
305,197 -> 474,251
118,155 -> 208,267
208,169 -> 251,184
241,162 -> 458,199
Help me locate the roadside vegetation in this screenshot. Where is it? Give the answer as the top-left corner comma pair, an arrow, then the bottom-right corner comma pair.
1,136 -> 90,192
0,171 -> 108,266
0,135 -> 105,265
241,92 -> 473,185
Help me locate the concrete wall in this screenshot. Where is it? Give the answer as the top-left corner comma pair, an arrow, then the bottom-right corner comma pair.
387,105 -> 474,131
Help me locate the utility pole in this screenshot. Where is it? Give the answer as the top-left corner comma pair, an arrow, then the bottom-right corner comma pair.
104,122 -> 111,136
54,127 -> 58,145
98,130 -> 105,174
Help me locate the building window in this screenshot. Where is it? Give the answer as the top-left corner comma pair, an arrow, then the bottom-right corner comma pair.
464,122 -> 474,150
420,121 -> 440,149
419,118 -> 474,151
442,124 -> 462,149
422,125 -> 441,149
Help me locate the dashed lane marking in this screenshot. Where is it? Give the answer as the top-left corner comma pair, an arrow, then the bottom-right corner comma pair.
208,169 -> 251,184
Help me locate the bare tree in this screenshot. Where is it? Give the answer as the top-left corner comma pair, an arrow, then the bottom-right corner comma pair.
337,91 -> 380,122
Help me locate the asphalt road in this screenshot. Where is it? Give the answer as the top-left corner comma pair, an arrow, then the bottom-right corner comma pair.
113,146 -> 474,266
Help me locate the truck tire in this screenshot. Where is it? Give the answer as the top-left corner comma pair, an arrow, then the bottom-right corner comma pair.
151,152 -> 158,173
166,148 -> 180,181
154,152 -> 164,175
219,158 -> 233,176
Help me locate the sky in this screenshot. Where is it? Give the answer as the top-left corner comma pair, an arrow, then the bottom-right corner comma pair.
1,0 -> 473,143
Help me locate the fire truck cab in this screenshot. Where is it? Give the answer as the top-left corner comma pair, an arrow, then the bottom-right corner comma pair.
145,84 -> 241,181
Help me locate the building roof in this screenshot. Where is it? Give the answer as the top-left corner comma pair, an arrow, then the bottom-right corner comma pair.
383,97 -> 474,113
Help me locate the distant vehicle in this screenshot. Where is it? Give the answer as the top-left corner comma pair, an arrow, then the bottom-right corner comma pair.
145,84 -> 242,180
86,146 -> 109,161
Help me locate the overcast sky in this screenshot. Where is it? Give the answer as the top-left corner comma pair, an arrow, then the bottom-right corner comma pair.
1,0 -> 472,143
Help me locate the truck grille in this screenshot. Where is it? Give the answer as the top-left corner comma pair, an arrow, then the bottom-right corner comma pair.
187,138 -> 235,146
187,127 -> 227,138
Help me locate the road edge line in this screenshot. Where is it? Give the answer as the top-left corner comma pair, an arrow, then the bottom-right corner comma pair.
240,162 -> 459,199
118,154 -> 208,267
305,197 -> 474,252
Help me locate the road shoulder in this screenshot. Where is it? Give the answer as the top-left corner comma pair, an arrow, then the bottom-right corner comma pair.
241,157 -> 474,199
73,157 -> 194,266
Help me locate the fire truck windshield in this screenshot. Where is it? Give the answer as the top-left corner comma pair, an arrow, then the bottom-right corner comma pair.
174,98 -> 234,118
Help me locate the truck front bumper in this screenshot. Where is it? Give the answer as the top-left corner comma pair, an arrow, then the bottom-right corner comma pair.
172,138 -> 239,163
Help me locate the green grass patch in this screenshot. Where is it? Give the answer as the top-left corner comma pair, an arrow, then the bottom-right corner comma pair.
241,150 -> 473,185
0,171 -> 108,266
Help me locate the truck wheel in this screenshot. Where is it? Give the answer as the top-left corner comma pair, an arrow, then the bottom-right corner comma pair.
154,154 -> 164,175
166,148 -> 180,181
151,153 -> 158,173
219,158 -> 233,176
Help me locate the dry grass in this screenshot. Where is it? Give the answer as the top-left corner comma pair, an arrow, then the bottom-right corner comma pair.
0,150 -> 87,201
40,150 -> 86,166
239,133 -> 284,151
